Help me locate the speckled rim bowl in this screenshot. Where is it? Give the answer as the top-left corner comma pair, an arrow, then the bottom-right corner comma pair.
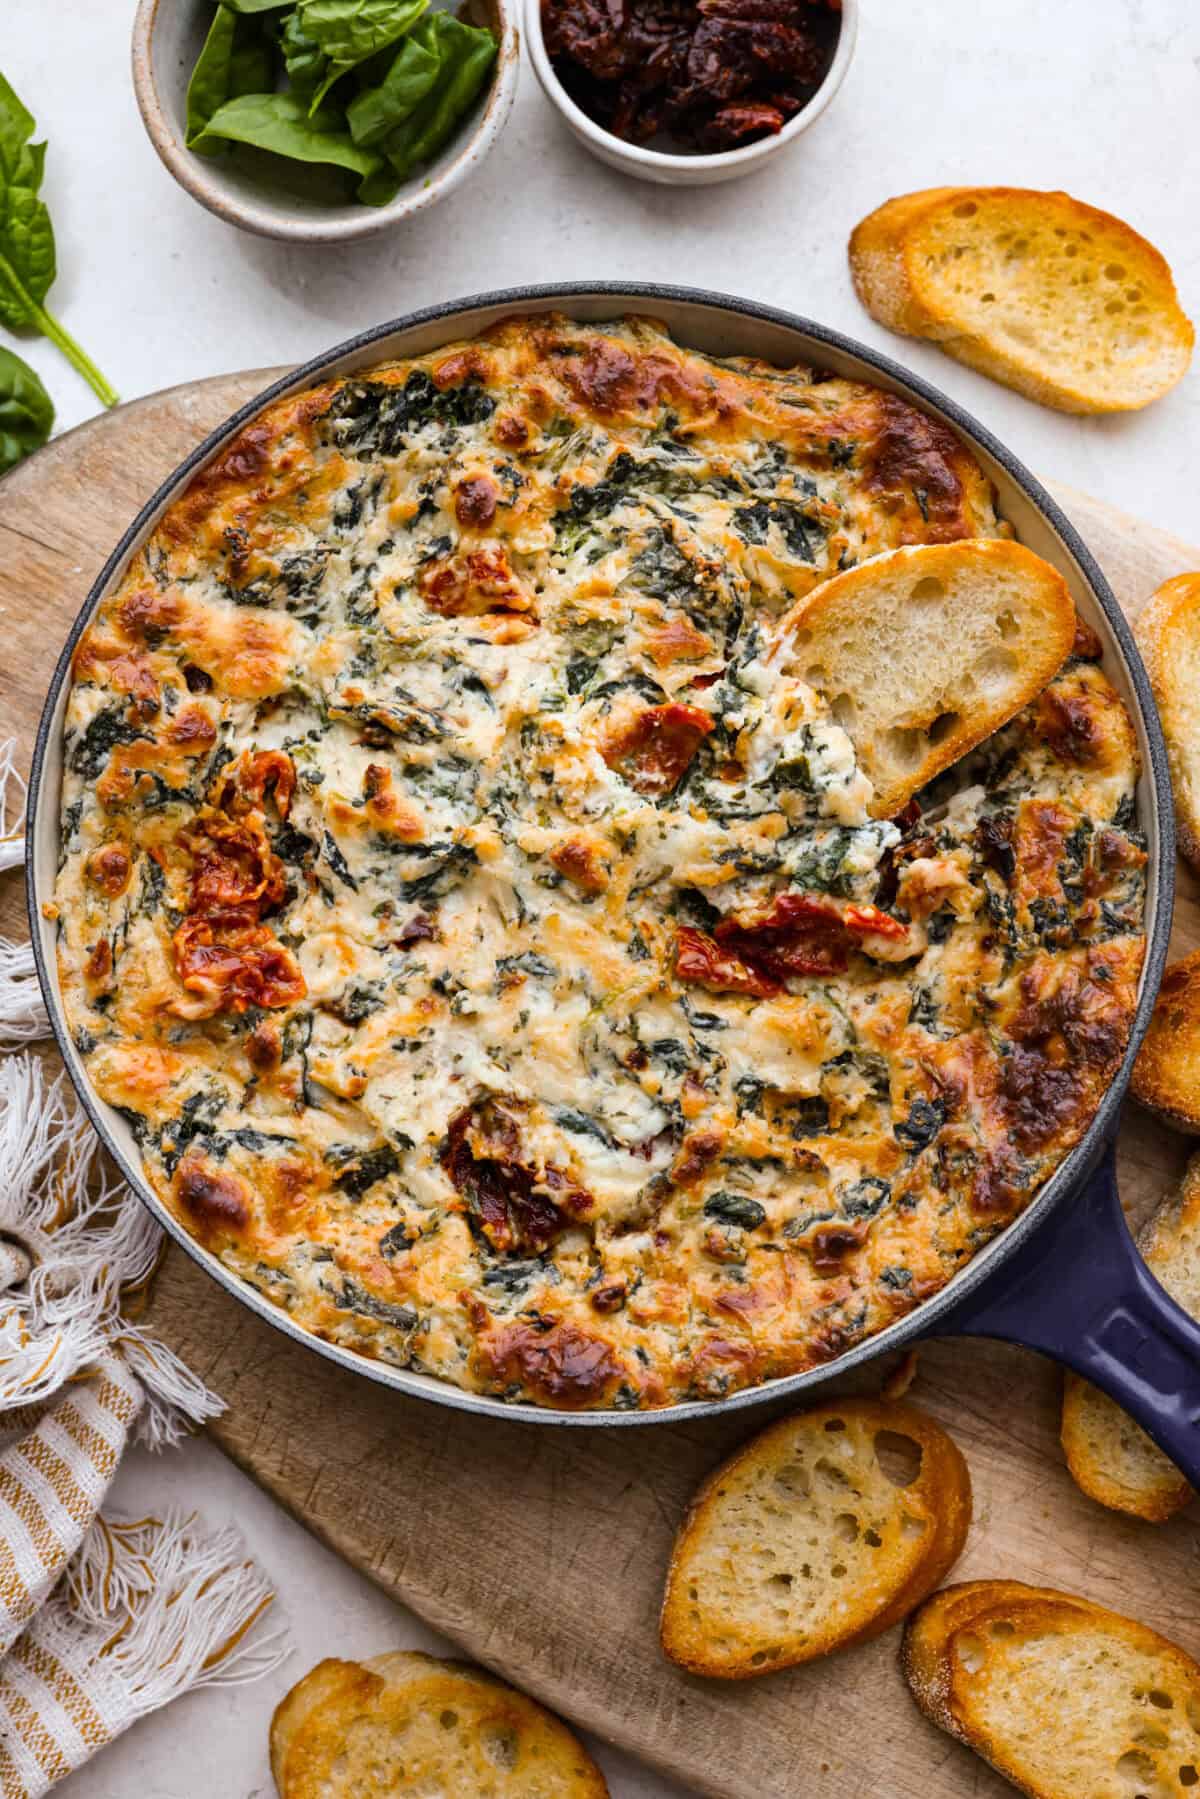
132,0 -> 520,243
526,0 -> 856,186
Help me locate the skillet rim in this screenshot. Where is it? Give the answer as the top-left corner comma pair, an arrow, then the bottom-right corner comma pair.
24,280 -> 1176,1428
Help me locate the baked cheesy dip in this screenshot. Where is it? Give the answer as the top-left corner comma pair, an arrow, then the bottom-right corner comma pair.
54,316 -> 1146,1410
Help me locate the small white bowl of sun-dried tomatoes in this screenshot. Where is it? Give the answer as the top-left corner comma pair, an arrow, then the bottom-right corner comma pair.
528,0 -> 857,186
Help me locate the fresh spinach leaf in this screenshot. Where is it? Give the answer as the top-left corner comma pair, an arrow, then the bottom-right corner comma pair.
230,24 -> 277,93
187,6 -> 274,152
221,0 -> 294,12
0,343 -> 52,474
297,0 -> 429,111
0,71 -> 117,407
279,10 -> 328,99
346,33 -> 441,145
361,12 -> 496,199
195,93 -> 384,194
298,0 -> 428,65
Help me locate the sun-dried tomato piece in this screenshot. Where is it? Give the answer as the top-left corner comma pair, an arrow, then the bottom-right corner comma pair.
172,769 -> 300,1014
675,925 -> 781,997
418,546 -> 534,618
698,101 -> 785,146
716,899 -> 849,979
181,811 -> 288,918
443,1101 -> 588,1254
602,703 -> 713,798
221,749 -> 296,820
173,915 -> 305,1016
842,903 -> 909,941
678,893 -> 909,998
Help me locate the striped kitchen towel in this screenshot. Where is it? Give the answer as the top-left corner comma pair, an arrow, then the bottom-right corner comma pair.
0,744 -> 288,1794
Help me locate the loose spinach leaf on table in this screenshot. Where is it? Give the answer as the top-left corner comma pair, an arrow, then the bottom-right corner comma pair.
195,91 -> 384,196
0,71 -> 117,408
0,343 -> 52,474
346,34 -> 441,145
187,6 -> 275,150
296,0 -> 430,110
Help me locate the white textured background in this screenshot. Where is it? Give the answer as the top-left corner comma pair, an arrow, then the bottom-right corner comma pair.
2,0 -> 1198,1792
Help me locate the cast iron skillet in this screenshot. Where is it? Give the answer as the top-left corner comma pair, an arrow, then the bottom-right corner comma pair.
25,284 -> 1198,1465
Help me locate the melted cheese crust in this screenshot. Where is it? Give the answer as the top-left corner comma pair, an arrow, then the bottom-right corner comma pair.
54,316 -> 1145,1410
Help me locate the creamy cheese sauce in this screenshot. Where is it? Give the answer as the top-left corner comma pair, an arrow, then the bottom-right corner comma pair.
54,317 -> 1146,1409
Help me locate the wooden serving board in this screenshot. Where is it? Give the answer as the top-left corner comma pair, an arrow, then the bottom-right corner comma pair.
3,374 -> 1200,1799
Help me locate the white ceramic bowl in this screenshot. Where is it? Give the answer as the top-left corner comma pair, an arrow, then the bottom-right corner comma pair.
526,0 -> 856,186
132,0 -> 520,244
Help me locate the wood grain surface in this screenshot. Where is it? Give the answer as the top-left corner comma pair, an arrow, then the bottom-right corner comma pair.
2,373 -> 1200,1799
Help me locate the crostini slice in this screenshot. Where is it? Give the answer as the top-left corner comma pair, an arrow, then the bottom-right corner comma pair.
1135,573 -> 1200,870
903,1580 -> 1089,1740
905,1584 -> 1200,1799
660,1397 -> 971,1678
270,1650 -> 610,1798
773,539 -> 1077,819
849,186 -> 1194,414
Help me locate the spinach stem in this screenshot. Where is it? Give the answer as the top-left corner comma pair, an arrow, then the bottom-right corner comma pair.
32,303 -> 119,409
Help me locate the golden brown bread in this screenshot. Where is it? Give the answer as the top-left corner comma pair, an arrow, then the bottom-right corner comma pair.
903,1580 -> 1086,1739
1136,573 -> 1200,869
849,186 -> 1194,414
1132,951 -> 1200,1132
774,539 -> 1077,817
1061,1152 -> 1200,1521
660,1397 -> 971,1678
270,1650 -> 610,1797
905,1582 -> 1200,1798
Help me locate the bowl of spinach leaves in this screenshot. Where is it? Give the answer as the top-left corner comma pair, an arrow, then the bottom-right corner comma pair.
133,0 -> 518,241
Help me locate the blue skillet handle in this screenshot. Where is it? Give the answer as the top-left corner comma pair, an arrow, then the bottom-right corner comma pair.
935,1144 -> 1200,1487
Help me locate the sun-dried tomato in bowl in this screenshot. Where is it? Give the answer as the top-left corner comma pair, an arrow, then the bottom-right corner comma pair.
542,0 -> 841,153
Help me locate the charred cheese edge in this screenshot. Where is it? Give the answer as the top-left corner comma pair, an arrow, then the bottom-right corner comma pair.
53,315 -> 1146,1411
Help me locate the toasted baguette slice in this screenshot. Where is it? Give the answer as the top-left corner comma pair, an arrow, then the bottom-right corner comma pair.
909,1587 -> 1200,1799
774,540 -> 1076,817
903,1580 -> 1089,1740
850,187 -> 1194,413
660,1398 -> 972,1678
270,1650 -> 609,1798
1136,573 -> 1200,869
846,185 -> 967,336
1062,1152 -> 1200,1521
1132,950 -> 1200,1132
